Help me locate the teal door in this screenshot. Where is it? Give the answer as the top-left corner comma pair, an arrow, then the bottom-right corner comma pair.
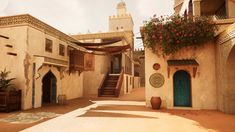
173,70 -> 191,107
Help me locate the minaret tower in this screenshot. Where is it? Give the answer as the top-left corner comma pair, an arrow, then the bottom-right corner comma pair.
109,0 -> 134,32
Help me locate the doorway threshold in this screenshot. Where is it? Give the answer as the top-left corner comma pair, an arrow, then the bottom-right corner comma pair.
109,73 -> 120,76
169,107 -> 200,110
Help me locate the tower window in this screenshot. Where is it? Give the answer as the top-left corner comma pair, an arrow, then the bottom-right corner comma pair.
116,27 -> 119,30
121,26 -> 123,29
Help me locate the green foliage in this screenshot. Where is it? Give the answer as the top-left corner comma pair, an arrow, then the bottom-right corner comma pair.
0,69 -> 15,91
143,15 -> 218,55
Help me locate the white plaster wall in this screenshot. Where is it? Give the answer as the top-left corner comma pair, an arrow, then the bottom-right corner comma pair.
123,74 -> 134,94
216,23 -> 235,113
0,26 -> 31,109
35,66 -> 61,108
34,66 -> 83,108
83,55 -> 110,97
0,26 -> 84,109
109,16 -> 134,31
145,42 -> 217,110
28,27 -> 83,108
61,72 -> 83,100
27,27 -> 68,61
134,77 -> 141,88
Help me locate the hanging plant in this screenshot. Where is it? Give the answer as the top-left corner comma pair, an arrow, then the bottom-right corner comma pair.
143,15 -> 218,55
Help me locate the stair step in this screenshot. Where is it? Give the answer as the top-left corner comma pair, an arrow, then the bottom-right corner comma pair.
100,95 -> 116,97
103,87 -> 116,90
105,83 -> 117,86
103,86 -> 116,89
103,88 -> 115,91
108,76 -> 119,80
99,74 -> 120,97
102,91 -> 115,95
104,84 -> 116,87
106,80 -> 117,82
106,80 -> 118,82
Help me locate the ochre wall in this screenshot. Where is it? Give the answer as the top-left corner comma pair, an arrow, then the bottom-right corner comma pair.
145,42 -> 217,110
0,26 -> 84,110
216,23 -> 235,113
0,26 -> 30,109
83,55 -> 110,97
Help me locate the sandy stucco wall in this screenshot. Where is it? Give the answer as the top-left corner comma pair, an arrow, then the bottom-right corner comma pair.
145,42 -> 217,110
83,55 -> 110,97
216,23 -> 235,113
0,26 -> 84,109
27,27 -> 69,61
34,66 -> 83,108
62,72 -> 83,100
28,27 -> 83,108
0,26 -> 32,109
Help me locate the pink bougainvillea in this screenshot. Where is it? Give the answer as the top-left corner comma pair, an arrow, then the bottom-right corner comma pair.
143,15 -> 218,55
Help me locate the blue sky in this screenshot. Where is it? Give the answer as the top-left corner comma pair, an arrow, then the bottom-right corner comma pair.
0,0 -> 174,49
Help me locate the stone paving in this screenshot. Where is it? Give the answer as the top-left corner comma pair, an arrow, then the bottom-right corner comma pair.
22,88 -> 235,132
1,87 -> 235,132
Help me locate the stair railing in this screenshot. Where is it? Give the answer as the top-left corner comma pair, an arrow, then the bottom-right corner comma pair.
98,72 -> 108,97
115,67 -> 124,97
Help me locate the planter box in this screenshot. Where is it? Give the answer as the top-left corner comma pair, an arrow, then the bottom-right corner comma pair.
0,90 -> 21,112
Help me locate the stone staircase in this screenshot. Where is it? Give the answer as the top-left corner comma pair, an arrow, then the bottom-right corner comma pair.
99,74 -> 119,97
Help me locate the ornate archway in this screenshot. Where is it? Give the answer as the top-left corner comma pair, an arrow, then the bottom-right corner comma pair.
42,71 -> 57,104
225,46 -> 235,113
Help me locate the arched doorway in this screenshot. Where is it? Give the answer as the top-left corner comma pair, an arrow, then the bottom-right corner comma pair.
225,46 -> 235,113
42,71 -> 57,104
173,70 -> 192,107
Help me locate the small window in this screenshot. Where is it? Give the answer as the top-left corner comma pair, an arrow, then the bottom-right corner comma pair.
116,27 -> 119,30
59,44 -> 65,56
121,26 -> 123,29
45,38 -> 53,53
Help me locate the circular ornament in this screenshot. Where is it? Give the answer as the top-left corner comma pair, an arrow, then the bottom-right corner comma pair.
149,73 -> 164,88
153,63 -> 160,70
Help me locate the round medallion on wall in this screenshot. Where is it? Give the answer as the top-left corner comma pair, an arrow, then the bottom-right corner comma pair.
153,63 -> 160,70
149,73 -> 165,88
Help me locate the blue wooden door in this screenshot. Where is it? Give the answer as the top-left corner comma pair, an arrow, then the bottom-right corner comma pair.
173,70 -> 191,107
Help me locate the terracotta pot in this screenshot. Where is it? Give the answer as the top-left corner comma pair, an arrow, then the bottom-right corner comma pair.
150,96 -> 162,110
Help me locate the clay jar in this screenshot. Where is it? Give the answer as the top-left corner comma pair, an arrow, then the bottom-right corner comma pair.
150,96 -> 162,110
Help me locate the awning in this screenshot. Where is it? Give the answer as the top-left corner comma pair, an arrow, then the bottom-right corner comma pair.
71,39 -> 122,46
167,59 -> 199,78
167,59 -> 199,66
85,45 -> 130,53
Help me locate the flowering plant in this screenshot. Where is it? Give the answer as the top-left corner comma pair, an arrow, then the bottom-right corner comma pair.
143,15 -> 217,55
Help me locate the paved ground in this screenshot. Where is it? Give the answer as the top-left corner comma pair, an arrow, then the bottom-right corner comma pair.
1,87 -> 235,132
